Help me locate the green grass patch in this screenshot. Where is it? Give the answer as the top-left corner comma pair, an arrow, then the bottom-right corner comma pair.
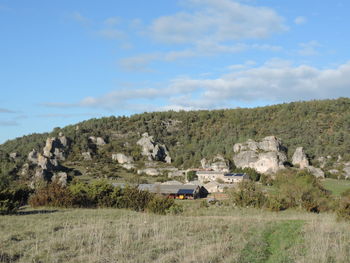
238,220 -> 305,263
321,179 -> 350,196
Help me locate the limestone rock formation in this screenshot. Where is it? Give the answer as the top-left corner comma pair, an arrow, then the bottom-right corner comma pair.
121,163 -> 136,170
201,155 -> 229,172
137,168 -> 160,176
28,149 -> 39,164
9,152 -> 19,160
82,152 -> 92,161
343,163 -> 350,179
52,172 -> 68,186
307,166 -> 325,178
89,136 -> 106,146
292,147 -> 309,169
43,135 -> 68,161
233,136 -> 287,174
137,133 -> 171,163
112,153 -> 134,164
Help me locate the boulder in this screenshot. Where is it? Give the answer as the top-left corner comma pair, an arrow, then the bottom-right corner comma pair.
112,153 -> 134,164
89,136 -> 106,146
343,164 -> 350,179
9,152 -> 19,160
121,163 -> 136,170
233,136 -> 287,174
317,157 -> 326,168
28,149 -> 39,164
328,169 -> 339,174
292,147 -> 309,169
136,133 -> 171,163
82,152 -> 92,161
52,172 -> 68,186
307,166 -> 325,178
200,155 -> 229,172
137,168 -> 160,176
20,163 -> 30,177
211,155 -> 229,172
200,158 -> 210,169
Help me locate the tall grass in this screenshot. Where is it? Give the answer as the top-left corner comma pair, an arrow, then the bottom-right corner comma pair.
0,207 -> 349,263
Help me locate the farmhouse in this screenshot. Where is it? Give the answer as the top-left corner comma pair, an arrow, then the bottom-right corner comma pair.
196,171 -> 249,183
138,184 -> 208,199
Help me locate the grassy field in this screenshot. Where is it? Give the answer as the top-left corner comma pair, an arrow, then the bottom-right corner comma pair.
321,179 -> 350,196
1,203 -> 349,263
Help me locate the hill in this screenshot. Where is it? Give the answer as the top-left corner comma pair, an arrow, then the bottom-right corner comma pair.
1,98 -> 350,184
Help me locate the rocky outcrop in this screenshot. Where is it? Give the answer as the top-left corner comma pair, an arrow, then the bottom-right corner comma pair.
200,154 -> 229,172
89,136 -> 106,146
343,163 -> 350,179
233,136 -> 287,154
82,152 -> 92,161
112,153 -> 134,164
121,163 -> 136,170
9,152 -> 19,160
137,133 -> 171,163
292,147 -> 309,169
233,136 -> 287,174
307,166 -> 325,178
137,168 -> 160,176
28,149 -> 39,164
52,172 -> 68,186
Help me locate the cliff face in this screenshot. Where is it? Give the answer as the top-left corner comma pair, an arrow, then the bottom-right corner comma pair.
233,136 -> 288,174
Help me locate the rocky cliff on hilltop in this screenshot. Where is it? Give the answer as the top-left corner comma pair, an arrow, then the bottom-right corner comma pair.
233,136 -> 288,174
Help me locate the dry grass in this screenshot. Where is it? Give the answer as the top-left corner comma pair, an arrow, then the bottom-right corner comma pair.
0,205 -> 349,263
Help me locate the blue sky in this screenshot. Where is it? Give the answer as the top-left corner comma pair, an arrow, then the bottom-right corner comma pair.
1,0 -> 350,143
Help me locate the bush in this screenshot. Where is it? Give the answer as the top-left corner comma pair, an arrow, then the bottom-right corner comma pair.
147,195 -> 175,215
0,184 -> 32,214
337,190 -> 350,221
166,203 -> 183,215
119,187 -> 154,211
28,180 -> 182,215
271,170 -> 332,212
29,182 -> 73,208
234,167 -> 261,182
229,181 -> 267,208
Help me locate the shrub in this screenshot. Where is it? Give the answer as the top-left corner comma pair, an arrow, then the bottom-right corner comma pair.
69,180 -> 94,207
119,187 -> 154,211
337,190 -> 350,221
88,180 -> 116,207
0,184 -> 32,214
147,195 -> 175,215
234,167 -> 261,182
229,181 -> 267,208
166,203 -> 183,215
29,182 -> 73,208
266,195 -> 288,212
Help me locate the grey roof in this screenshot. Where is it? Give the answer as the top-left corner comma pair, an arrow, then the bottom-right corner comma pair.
196,171 -> 226,175
138,184 -> 199,195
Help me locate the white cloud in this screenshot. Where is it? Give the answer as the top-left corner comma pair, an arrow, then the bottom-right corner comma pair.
71,12 -> 91,25
298,41 -> 321,56
44,61 -> 350,111
104,17 -> 120,26
97,29 -> 125,40
119,43 -> 282,71
0,108 -> 15,113
294,16 -> 307,25
149,0 -> 287,44
0,120 -> 19,126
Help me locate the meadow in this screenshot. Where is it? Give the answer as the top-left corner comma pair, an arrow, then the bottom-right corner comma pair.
1,202 -> 349,263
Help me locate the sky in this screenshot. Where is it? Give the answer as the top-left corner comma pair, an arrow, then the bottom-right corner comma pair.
1,0 -> 350,143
